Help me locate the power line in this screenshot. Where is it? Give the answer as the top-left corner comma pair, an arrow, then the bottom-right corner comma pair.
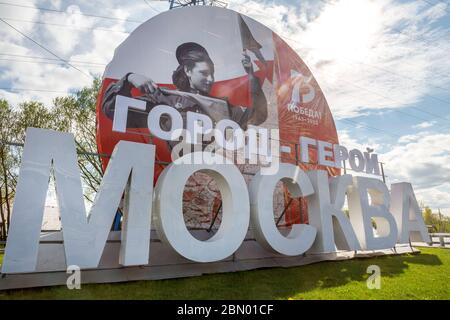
317,0 -> 450,52
0,18 -> 93,79
331,77 -> 450,130
420,0 -> 450,15
0,58 -> 105,68
136,2 -> 450,127
272,36 -> 450,131
237,0 -> 450,81
338,118 -> 403,138
0,87 -> 72,94
270,29 -> 450,126
235,2 -> 450,93
0,53 -> 106,65
0,17 -> 130,34
143,0 -> 162,13
0,2 -> 144,24
290,42 -> 450,96
323,75 -> 450,125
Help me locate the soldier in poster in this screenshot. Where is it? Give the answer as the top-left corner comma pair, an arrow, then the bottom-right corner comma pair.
101,41 -> 268,135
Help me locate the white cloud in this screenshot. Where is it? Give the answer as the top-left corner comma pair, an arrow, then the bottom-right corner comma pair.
0,0 -> 151,106
230,0 -> 450,119
380,131 -> 450,216
413,121 -> 436,129
40,5 -> 96,56
337,129 -> 382,152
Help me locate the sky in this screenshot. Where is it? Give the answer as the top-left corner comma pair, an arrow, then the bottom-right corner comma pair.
0,0 -> 449,216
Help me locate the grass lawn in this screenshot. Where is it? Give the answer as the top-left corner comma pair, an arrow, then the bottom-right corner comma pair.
0,247 -> 448,300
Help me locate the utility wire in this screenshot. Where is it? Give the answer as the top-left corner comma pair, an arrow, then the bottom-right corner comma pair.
0,17 -> 130,34
236,1 -> 450,80
420,0 -> 450,15
316,0 -> 450,55
287,41 -> 450,125
322,75 -> 450,125
291,42 -> 450,95
0,18 -> 93,79
0,87 -> 72,93
234,2 -> 450,103
338,119 -> 403,138
143,0 -> 162,13
0,58 -> 105,68
0,2 -> 144,24
0,53 -> 106,65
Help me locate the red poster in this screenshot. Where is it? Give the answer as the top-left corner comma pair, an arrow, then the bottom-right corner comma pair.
96,6 -> 339,228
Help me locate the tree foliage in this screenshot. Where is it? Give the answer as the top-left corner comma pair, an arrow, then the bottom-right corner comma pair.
0,78 -> 102,240
422,206 -> 450,233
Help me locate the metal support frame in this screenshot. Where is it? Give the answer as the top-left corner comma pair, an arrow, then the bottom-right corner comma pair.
207,201 -> 222,232
168,0 -> 227,10
276,198 -> 294,227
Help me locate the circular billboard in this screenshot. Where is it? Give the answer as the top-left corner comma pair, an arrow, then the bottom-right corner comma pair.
96,6 -> 339,228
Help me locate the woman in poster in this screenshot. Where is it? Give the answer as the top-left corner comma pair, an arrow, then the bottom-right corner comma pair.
101,42 -> 268,134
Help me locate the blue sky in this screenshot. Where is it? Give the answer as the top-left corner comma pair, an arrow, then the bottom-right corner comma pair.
0,0 -> 449,216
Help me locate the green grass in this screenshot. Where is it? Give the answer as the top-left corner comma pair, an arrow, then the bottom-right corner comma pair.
0,247 -> 449,299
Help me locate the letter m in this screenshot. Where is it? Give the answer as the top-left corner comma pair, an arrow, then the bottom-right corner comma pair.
2,128 -> 155,273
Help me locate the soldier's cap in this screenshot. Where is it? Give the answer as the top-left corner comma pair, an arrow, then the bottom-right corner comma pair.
176,42 -> 210,64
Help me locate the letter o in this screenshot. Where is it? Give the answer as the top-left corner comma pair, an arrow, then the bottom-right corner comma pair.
147,105 -> 183,141
153,152 -> 250,262
349,149 -> 365,172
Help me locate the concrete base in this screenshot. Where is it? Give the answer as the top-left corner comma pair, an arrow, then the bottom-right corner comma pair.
0,231 -> 419,290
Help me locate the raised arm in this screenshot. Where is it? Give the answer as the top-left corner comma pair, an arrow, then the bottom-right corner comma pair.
242,52 -> 268,126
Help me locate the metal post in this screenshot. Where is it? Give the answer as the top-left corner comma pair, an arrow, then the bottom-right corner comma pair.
275,198 -> 293,227
207,201 -> 222,232
299,199 -> 303,224
380,162 -> 386,183
439,235 -> 445,247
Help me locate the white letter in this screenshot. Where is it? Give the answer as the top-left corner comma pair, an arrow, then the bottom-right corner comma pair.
347,177 -> 398,250
317,140 -> 335,167
348,149 -> 365,172
307,171 -> 361,252
300,136 -> 316,163
153,152 -> 249,262
2,128 -> 155,273
249,163 -> 316,255
390,183 -> 430,243
364,152 -> 380,175
333,144 -> 348,168
148,105 -> 183,141
113,95 -> 146,133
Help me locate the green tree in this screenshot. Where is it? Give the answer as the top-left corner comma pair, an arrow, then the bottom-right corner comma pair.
422,206 -> 450,233
0,100 -> 16,239
0,100 -> 72,240
0,77 -> 103,239
423,206 -> 433,227
53,77 -> 103,202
